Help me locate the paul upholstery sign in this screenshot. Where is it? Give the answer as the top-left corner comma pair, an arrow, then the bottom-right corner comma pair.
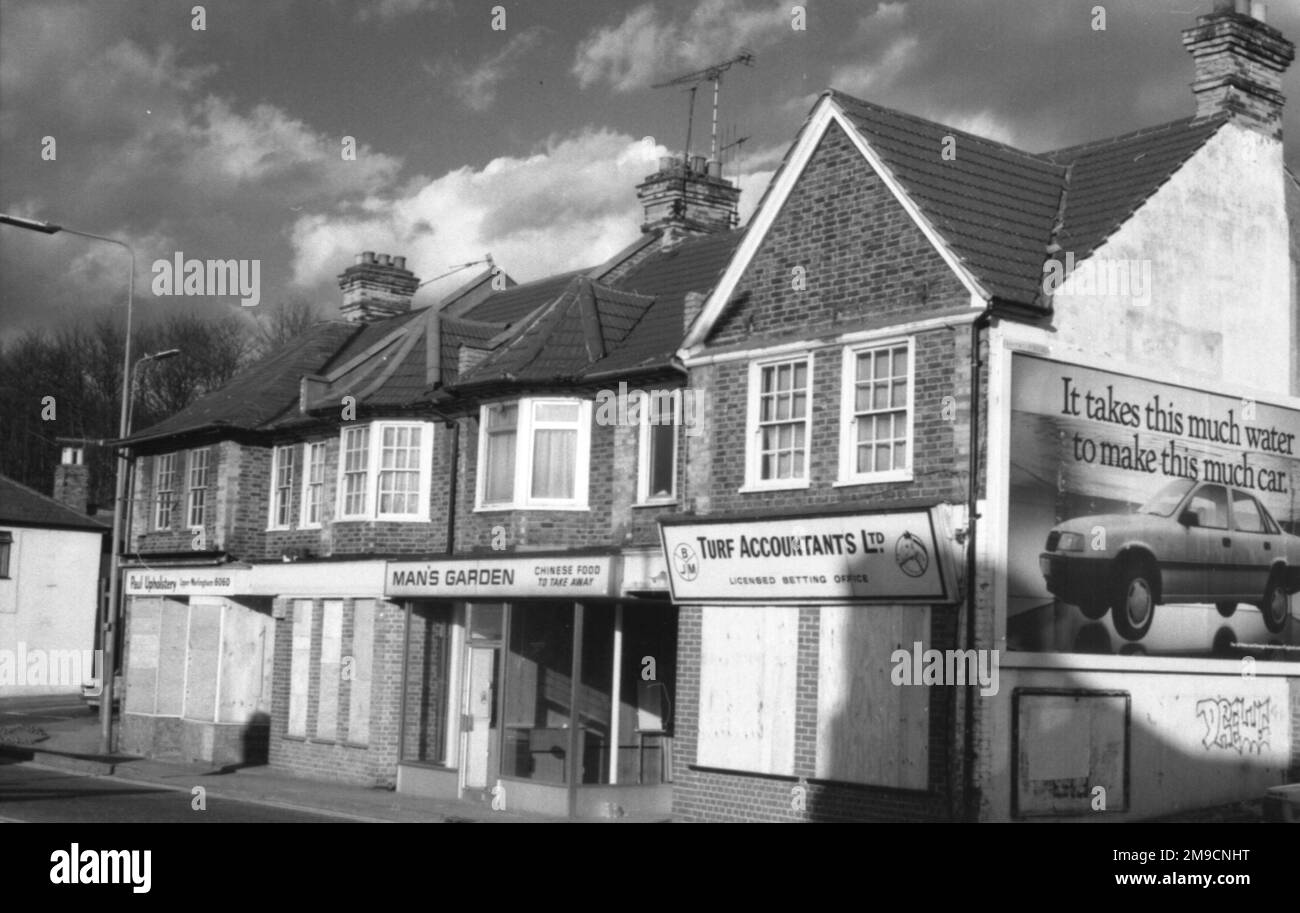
1008,353 -> 1300,658
124,569 -> 245,596
659,509 -> 957,605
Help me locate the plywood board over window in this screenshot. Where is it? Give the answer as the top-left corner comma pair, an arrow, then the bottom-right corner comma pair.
1014,690 -> 1130,817
816,605 -> 929,789
347,600 -> 375,745
183,600 -> 222,723
317,599 -> 344,740
697,606 -> 797,775
288,600 -> 314,737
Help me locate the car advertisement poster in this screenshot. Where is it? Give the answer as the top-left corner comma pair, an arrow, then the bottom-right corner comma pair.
1007,353 -> 1300,660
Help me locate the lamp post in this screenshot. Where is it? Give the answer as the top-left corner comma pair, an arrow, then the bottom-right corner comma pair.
1,213 -> 135,755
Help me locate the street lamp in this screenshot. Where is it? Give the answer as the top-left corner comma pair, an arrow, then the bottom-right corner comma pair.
1,212 -> 135,755
127,349 -> 181,434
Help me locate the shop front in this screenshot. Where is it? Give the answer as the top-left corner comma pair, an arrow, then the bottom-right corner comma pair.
659,505 -> 966,822
389,548 -> 677,818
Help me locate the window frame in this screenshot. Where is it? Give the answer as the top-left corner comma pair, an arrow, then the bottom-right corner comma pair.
187,447 -> 210,530
636,389 -> 681,505
300,441 -> 327,529
837,337 -> 916,486
333,421 -> 435,523
268,444 -> 297,530
474,398 -> 592,511
742,353 -> 815,492
154,453 -> 178,529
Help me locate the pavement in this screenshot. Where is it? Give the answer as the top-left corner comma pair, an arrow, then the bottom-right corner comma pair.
0,695 -> 552,823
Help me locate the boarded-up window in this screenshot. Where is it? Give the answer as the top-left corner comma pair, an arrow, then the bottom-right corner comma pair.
347,600 -> 375,745
125,599 -> 162,713
183,601 -> 221,722
155,599 -> 188,716
1015,690 -> 1130,817
816,605 -> 929,789
317,599 -> 344,740
697,606 -> 797,775
288,599 -> 314,737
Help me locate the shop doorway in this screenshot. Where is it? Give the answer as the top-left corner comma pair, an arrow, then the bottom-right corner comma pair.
461,603 -> 503,799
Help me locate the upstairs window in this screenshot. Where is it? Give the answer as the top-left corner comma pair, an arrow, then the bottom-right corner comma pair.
744,356 -> 813,490
340,427 -> 370,518
476,398 -> 591,510
154,453 -> 177,529
638,390 -> 680,504
840,339 -> 914,484
0,530 -> 12,579
336,422 -> 434,522
187,448 -> 210,529
270,445 -> 296,529
301,442 -> 327,528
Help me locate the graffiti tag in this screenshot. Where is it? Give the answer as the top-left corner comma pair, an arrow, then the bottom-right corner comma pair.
1194,697 -> 1271,754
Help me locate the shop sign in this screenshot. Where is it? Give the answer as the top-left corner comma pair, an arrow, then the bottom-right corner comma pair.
659,509 -> 956,604
124,568 -> 244,596
386,556 -> 616,598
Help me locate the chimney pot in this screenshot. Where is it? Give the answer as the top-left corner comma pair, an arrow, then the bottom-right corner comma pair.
393,255 -> 406,270
377,253 -> 391,266
1251,1 -> 1266,22
689,154 -> 706,174
707,160 -> 723,179
363,250 -> 376,263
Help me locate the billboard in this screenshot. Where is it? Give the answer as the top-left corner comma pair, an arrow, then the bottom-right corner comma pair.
1007,354 -> 1300,659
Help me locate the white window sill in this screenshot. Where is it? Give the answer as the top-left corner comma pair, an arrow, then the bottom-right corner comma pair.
633,499 -> 679,509
833,472 -> 914,487
333,515 -> 433,523
738,480 -> 811,493
266,526 -> 293,532
473,504 -> 590,513
299,523 -> 322,531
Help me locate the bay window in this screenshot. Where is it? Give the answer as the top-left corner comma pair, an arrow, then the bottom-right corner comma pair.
269,445 -> 295,529
476,398 -> 591,510
335,421 -> 434,522
300,441 -> 327,528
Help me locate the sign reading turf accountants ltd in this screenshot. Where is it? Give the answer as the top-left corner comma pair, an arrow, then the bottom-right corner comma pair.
658,507 -> 959,605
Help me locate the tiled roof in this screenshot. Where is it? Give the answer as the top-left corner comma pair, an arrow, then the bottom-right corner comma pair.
829,91 -> 1227,307
0,474 -> 109,532
125,321 -> 360,443
455,277 -> 656,387
832,90 -> 1066,305
462,268 -> 592,325
1043,115 -> 1228,263
586,231 -> 741,375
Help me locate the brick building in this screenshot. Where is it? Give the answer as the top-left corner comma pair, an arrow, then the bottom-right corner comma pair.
662,0 -> 1300,821
112,0 -> 1300,820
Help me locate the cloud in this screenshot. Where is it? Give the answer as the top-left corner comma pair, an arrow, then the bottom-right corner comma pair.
355,0 -> 450,23
0,2 -> 402,336
828,34 -> 921,98
573,0 -> 789,93
287,128 -> 774,304
428,27 -> 545,111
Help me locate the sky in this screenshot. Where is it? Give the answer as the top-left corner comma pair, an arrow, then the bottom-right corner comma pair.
2,0 -> 1298,340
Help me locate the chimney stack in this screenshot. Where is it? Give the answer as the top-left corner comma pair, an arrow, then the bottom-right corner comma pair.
337,251 -> 421,323
53,446 -> 88,515
636,153 -> 740,247
1183,0 -> 1295,139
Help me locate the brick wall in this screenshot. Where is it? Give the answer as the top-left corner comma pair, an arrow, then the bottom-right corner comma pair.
671,120 -> 982,821
671,604 -> 958,821
268,596 -> 405,786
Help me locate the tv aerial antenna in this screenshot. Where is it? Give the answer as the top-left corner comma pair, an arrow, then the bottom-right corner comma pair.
652,50 -> 755,163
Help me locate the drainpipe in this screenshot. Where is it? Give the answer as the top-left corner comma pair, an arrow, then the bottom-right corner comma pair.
446,420 -> 459,556
962,305 -> 994,822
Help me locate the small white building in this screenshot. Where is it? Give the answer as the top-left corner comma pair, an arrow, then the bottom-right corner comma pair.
0,473 -> 108,696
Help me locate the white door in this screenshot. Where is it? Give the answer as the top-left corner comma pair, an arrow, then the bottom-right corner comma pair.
462,646 -> 498,790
